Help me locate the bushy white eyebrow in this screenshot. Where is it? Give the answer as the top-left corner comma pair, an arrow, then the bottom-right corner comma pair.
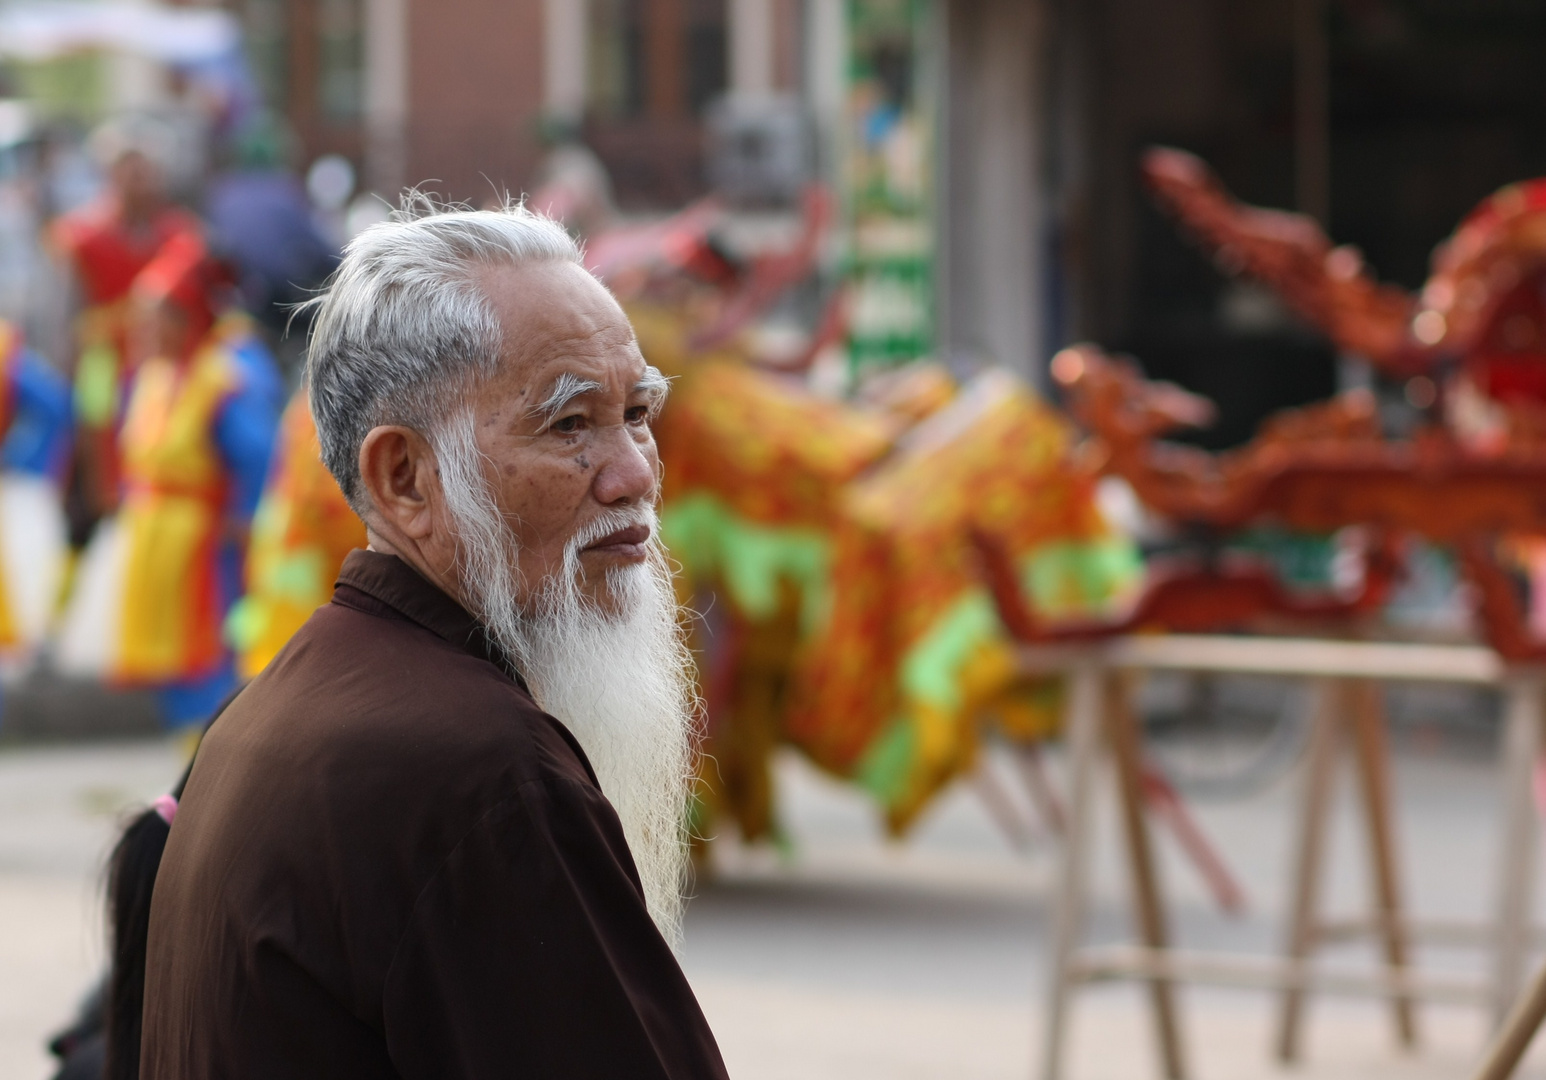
528,372 -> 604,425
527,365 -> 672,428
636,365 -> 671,417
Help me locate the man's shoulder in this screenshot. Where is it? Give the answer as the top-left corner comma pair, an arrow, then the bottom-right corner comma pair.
226,598 -> 592,807
152,595 -> 605,1036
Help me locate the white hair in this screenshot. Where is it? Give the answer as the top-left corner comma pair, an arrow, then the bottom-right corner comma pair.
432,413 -> 701,947
303,196 -> 582,510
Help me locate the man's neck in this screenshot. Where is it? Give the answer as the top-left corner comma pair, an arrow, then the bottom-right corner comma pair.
365,527 -> 467,610
115,194 -> 160,232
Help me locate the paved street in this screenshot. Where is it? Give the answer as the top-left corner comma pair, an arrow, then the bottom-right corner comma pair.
3,735 -> 1546,1079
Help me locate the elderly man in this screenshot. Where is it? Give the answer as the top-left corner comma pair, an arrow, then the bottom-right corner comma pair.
140,204 -> 727,1079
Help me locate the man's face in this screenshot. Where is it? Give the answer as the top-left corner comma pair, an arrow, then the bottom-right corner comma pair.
129,295 -> 193,365
111,150 -> 164,217
464,260 -> 662,609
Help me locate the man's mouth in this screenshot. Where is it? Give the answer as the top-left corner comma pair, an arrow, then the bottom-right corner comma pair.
583,523 -> 651,559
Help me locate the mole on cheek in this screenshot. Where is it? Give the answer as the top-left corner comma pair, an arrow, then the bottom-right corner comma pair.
576,455 -> 592,472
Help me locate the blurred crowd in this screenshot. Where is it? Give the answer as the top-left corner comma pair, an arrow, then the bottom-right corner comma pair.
0,109 -> 386,725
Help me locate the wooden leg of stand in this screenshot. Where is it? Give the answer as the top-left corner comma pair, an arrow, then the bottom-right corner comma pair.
1349,679 -> 1418,1049
1039,662 -> 1104,1080
1494,675 -> 1544,1024
1472,956 -> 1546,1080
974,757 -> 1036,852
1107,672 -> 1187,1080
1013,741 -> 1068,836
1276,678 -> 1342,1063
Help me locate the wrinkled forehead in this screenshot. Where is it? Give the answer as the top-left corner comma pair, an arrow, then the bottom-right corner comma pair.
474,260 -> 662,412
482,259 -> 627,339
478,260 -> 635,362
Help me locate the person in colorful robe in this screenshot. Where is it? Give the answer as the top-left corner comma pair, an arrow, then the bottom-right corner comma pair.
58,233 -> 280,725
0,320 -> 72,665
0,323 -> 73,483
226,388 -> 365,679
50,125 -> 200,528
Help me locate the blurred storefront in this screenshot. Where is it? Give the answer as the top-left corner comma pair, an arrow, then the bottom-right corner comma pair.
224,0 -> 807,208
218,0 -> 1039,375
233,0 -> 367,175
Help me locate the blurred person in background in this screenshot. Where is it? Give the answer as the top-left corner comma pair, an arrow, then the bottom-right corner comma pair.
50,120 -> 200,535
225,386 -> 365,679
33,124 -> 104,222
0,321 -> 72,479
305,152 -> 358,249
0,115 -> 45,337
56,232 -> 280,726
529,117 -> 617,241
204,114 -> 338,363
10,124 -> 98,368
140,202 -> 726,1078
0,319 -> 72,672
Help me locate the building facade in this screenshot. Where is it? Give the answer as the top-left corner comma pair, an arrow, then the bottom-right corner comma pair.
228,0 -> 1057,384
238,0 -> 808,207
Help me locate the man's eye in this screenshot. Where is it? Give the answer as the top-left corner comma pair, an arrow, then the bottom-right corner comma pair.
625,405 -> 651,425
553,414 -> 584,434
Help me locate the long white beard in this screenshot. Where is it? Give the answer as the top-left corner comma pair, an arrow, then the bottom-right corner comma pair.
433,414 -> 698,947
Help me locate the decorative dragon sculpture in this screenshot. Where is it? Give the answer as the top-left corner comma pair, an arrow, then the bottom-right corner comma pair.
980,150 -> 1546,661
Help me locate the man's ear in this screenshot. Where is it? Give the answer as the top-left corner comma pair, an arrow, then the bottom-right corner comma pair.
358,425 -> 439,540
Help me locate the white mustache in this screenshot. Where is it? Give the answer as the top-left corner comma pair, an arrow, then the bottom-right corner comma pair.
566,504 -> 659,556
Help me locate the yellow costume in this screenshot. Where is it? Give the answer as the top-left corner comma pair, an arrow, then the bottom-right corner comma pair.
228,392 -> 366,678
50,201 -> 202,510
0,323 -> 24,650
114,341 -> 242,681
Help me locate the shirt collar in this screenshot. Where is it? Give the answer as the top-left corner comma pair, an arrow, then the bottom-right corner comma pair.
333,549 -> 527,688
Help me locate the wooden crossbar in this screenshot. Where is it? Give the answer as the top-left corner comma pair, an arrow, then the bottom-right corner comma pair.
1016,635 -> 1507,683
1071,945 -> 1492,1006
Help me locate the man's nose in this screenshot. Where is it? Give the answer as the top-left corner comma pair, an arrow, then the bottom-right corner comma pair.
591,428 -> 658,506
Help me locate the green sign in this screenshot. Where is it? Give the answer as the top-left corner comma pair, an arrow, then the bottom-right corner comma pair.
845,0 -> 935,371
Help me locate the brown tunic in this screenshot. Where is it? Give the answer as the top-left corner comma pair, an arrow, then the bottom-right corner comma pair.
141,550 -> 728,1079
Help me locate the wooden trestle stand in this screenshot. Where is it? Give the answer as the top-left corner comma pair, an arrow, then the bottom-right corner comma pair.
1026,634 -> 1545,1080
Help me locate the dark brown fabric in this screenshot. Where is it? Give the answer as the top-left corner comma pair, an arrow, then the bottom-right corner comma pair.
141,550 -> 728,1080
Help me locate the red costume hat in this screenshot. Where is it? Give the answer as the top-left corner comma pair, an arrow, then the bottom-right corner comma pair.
130,232 -> 233,349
